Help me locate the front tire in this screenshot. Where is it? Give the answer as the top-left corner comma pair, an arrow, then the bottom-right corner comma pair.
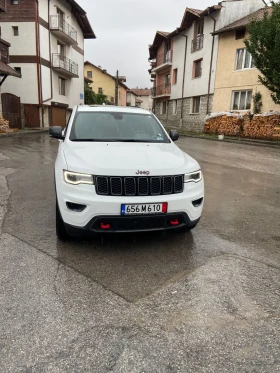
56,201 -> 71,241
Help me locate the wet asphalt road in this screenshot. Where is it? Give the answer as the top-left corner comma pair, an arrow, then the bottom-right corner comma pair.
0,134 -> 280,372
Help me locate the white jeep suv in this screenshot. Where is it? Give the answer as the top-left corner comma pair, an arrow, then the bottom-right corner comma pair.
49,105 -> 204,240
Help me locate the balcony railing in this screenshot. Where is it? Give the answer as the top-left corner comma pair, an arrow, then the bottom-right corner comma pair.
52,54 -> 78,78
50,15 -> 77,44
154,50 -> 173,68
191,35 -> 204,53
151,83 -> 171,97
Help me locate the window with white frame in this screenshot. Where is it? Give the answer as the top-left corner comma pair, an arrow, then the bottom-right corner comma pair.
231,90 -> 252,110
235,49 -> 254,70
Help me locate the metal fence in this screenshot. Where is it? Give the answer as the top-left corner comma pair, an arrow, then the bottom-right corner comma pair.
52,54 -> 78,76
50,15 -> 77,43
191,35 -> 204,53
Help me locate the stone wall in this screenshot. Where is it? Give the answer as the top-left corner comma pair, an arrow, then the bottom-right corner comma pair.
155,94 -> 213,132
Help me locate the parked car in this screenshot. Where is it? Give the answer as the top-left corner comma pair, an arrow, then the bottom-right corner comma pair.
50,105 -> 204,240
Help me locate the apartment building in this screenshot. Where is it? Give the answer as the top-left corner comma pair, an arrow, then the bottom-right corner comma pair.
131,88 -> 153,111
212,7 -> 279,113
0,0 -> 95,128
149,0 -> 264,131
126,90 -> 138,107
84,61 -> 129,106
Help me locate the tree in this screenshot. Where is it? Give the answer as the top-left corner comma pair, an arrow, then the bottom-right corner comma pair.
84,82 -> 109,105
84,82 -> 95,105
252,90 -> 263,114
244,3 -> 280,104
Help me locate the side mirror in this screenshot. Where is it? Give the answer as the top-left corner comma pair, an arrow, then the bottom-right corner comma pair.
169,130 -> 179,142
49,126 -> 65,140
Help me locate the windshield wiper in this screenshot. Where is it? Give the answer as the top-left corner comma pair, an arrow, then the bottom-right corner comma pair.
71,139 -> 152,143
70,139 -> 114,142
70,139 -> 170,143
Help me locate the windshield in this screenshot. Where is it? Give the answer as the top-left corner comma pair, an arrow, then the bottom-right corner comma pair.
69,112 -> 170,143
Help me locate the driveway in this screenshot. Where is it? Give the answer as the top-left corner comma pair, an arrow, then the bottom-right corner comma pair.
0,134 -> 280,372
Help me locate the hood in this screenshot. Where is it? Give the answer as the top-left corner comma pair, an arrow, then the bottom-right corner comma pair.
62,141 -> 200,176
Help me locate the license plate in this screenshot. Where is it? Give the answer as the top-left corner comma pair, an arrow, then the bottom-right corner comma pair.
121,203 -> 168,215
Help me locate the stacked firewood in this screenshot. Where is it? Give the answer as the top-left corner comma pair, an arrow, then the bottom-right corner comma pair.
0,116 -> 11,132
243,112 -> 280,139
204,113 -> 243,136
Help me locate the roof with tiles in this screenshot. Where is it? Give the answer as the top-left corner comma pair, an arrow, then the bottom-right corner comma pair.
131,89 -> 152,96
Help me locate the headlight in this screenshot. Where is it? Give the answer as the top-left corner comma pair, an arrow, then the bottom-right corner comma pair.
184,170 -> 202,183
63,170 -> 94,185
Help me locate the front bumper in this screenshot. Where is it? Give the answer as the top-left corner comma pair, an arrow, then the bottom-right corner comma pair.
64,213 -> 200,235
56,175 -> 204,231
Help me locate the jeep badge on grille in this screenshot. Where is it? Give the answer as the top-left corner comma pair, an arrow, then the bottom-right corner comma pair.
136,170 -> 150,175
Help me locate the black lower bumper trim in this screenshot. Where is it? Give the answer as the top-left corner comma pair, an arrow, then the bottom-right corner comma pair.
64,213 -> 200,236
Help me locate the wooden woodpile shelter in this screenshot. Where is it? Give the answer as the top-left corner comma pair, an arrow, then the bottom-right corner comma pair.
204,111 -> 280,140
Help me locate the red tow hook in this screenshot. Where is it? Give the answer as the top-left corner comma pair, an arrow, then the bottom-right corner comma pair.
100,223 -> 111,230
170,219 -> 179,226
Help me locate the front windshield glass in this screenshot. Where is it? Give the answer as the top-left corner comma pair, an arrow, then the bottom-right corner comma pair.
69,112 -> 170,143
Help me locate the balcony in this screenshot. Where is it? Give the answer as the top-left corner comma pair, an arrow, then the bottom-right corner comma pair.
151,84 -> 171,98
52,54 -> 78,78
50,15 -> 77,45
152,50 -> 173,73
191,35 -> 204,53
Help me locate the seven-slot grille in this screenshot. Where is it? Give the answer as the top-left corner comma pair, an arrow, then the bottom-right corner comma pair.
95,175 -> 184,196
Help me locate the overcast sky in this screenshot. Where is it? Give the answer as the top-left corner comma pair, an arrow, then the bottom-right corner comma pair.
78,0 -> 212,89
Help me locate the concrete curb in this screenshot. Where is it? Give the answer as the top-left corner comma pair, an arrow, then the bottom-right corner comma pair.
180,134 -> 280,149
0,129 -> 49,139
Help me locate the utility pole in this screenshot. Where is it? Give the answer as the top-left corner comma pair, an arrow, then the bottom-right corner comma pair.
115,70 -> 119,106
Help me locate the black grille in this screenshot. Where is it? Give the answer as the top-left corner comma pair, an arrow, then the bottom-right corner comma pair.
95,175 -> 184,196
111,177 -> 122,196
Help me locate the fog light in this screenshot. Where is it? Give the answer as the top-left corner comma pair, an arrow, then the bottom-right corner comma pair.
66,202 -> 86,212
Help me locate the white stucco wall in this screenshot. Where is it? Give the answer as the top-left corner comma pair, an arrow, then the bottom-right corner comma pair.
49,0 -> 84,49
38,0 -> 49,22
41,65 -> 52,102
170,14 -> 220,100
138,95 -> 153,111
127,93 -> 137,106
0,23 -> 36,55
45,46 -> 84,108
219,0 -> 265,30
2,64 -> 39,104
39,25 -> 50,61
